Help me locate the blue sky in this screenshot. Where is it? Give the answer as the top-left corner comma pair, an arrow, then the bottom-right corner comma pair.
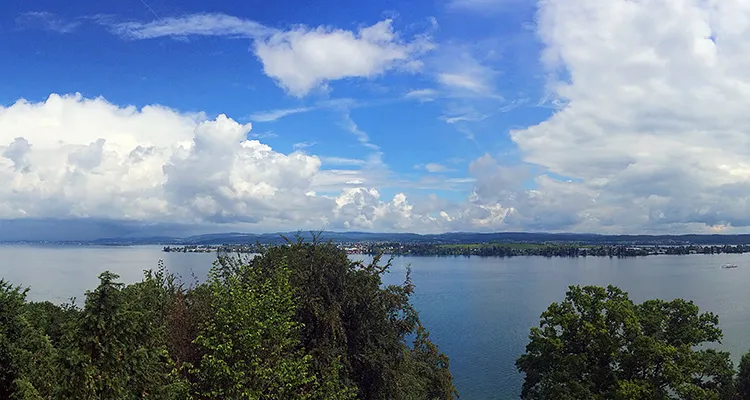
2,0 -> 748,237
2,0 -> 546,173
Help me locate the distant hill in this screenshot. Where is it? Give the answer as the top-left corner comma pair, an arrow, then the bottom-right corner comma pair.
24,231 -> 750,246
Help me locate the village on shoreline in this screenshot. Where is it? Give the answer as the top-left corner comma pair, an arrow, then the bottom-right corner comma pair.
162,242 -> 750,258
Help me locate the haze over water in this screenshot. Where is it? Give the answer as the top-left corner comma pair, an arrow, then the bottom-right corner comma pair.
2,245 -> 750,399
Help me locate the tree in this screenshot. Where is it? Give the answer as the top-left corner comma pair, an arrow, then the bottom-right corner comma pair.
58,271 -> 178,399
517,285 -> 734,399
0,239 -> 456,399
192,255 -> 333,399
0,279 -> 60,400
736,351 -> 750,399
246,236 -> 458,399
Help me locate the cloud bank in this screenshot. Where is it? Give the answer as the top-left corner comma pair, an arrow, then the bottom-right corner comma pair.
14,0 -> 750,235
0,94 -> 520,234
509,0 -> 750,233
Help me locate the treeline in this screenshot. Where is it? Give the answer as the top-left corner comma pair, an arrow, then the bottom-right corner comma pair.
162,244 -> 257,253
0,240 -> 457,399
364,243 -> 750,258
517,284 -> 750,399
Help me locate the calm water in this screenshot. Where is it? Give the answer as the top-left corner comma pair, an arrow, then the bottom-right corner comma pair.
2,245 -> 750,399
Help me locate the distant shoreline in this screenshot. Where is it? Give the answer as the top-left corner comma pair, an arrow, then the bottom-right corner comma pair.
161,243 -> 750,258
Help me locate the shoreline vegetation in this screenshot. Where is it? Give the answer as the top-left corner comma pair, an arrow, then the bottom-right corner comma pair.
163,242 -> 750,258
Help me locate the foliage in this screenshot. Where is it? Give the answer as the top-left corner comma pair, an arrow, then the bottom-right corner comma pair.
0,280 -> 58,399
246,236 -> 457,399
192,256 -> 320,399
736,351 -> 750,399
367,242 -> 750,258
517,285 -> 735,399
0,238 -> 456,399
56,270 -> 179,399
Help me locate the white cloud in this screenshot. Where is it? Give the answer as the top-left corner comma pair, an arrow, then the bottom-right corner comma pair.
0,94 -> 328,225
425,163 -> 449,173
16,11 -> 80,33
433,48 -> 498,96
104,14 -> 434,97
504,0 -> 750,232
441,113 -> 488,124
248,130 -> 277,139
331,188 -> 442,231
292,141 -> 316,150
320,157 -> 367,166
414,163 -> 453,173
255,19 -> 434,97
446,177 -> 476,183
440,104 -> 490,126
437,73 -> 487,93
0,94 -> 521,233
339,111 -> 380,150
109,13 -> 273,39
249,107 -> 313,122
405,88 -> 438,102
23,0 -> 750,234
427,45 -> 503,140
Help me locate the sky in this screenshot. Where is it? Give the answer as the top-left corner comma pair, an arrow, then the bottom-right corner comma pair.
1,0 -> 750,238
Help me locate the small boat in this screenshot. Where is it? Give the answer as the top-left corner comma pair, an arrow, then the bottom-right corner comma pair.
722,264 -> 739,269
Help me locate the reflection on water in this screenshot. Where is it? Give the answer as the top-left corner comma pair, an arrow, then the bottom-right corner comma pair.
2,245 -> 750,399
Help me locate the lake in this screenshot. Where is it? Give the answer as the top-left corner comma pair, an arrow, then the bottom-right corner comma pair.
2,245 -> 750,399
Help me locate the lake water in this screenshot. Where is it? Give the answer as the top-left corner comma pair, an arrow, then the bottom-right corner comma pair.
2,245 -> 750,399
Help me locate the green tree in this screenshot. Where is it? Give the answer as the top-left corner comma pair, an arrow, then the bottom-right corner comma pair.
736,351 -> 750,399
248,236 -> 457,399
22,301 -> 78,348
0,280 -> 58,399
517,285 -> 734,400
0,239 -> 455,400
192,255 -> 327,399
57,271 -> 178,399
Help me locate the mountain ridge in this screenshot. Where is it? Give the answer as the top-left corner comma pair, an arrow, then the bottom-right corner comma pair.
9,231 -> 750,246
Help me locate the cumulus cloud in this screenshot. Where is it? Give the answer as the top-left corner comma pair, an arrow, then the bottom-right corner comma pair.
505,0 -> 750,232
0,94 -> 328,226
20,1 -> 750,234
106,14 -> 433,97
332,188 -> 445,231
255,19 -> 433,97
0,94 -> 520,234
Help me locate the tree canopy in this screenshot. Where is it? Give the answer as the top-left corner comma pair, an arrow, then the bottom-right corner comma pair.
0,238 -> 457,399
517,285 -> 736,399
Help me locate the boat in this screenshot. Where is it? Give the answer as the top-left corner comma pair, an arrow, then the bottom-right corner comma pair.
722,264 -> 739,269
